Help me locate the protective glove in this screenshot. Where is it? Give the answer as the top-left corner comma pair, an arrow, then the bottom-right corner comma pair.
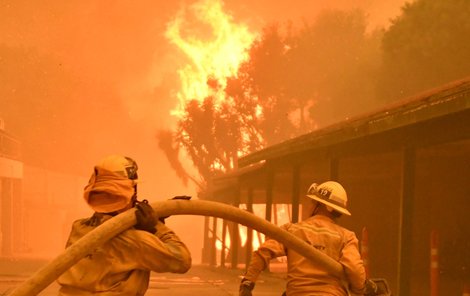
364,278 -> 379,296
172,195 -> 192,200
82,213 -> 104,227
134,200 -> 157,233
159,195 -> 192,224
239,278 -> 255,296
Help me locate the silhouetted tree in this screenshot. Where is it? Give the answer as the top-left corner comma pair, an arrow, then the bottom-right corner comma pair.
378,0 -> 470,101
239,24 -> 299,145
287,9 -> 381,127
157,129 -> 196,188
175,96 -> 252,182
235,10 -> 382,132
163,75 -> 265,188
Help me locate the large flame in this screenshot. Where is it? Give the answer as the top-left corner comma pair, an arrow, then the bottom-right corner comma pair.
165,0 -> 255,117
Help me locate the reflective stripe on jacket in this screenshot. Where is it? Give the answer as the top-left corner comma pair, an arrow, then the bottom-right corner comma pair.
244,215 -> 365,296
57,215 -> 191,295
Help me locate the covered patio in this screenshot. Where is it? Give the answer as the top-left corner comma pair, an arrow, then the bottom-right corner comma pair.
201,78 -> 470,295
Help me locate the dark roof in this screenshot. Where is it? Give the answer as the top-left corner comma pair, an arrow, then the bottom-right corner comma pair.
239,78 -> 470,168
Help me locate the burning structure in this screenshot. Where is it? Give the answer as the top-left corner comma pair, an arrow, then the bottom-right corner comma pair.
201,78 -> 470,295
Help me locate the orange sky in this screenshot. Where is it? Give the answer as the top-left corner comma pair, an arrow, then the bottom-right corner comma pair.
0,0 -> 410,199
0,0 -> 411,263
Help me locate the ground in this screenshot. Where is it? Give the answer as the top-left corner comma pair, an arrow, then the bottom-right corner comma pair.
0,259 -> 287,295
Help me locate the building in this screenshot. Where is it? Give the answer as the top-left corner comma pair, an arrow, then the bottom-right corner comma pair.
202,78 -> 470,295
0,120 -> 24,257
0,119 -> 89,259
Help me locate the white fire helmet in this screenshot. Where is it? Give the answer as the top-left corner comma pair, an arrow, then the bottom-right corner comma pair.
97,155 -> 139,181
306,181 -> 351,216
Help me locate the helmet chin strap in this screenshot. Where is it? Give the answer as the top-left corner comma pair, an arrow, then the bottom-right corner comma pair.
131,189 -> 138,207
311,202 -> 320,216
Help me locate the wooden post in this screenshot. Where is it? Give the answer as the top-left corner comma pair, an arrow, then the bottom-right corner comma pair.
210,217 -> 218,266
264,167 -> 274,272
265,169 -> 274,223
291,164 -> 300,223
228,220 -> 238,269
245,187 -> 254,269
397,147 -> 415,296
430,230 -> 439,296
201,216 -> 211,264
231,184 -> 241,269
220,219 -> 227,267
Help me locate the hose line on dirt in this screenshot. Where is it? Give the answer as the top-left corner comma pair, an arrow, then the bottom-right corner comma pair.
8,200 -> 343,296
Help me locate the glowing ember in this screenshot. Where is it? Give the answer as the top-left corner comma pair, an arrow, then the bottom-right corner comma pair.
165,0 -> 255,117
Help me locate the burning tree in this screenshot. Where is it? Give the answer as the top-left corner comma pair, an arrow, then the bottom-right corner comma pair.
159,0 -> 381,192
176,94 -> 261,183
157,0 -> 259,190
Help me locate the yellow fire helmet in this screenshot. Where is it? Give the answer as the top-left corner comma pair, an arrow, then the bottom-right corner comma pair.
97,154 -> 139,181
306,181 -> 351,216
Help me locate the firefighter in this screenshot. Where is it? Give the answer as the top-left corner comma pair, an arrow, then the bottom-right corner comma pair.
57,155 -> 192,295
239,181 -> 377,296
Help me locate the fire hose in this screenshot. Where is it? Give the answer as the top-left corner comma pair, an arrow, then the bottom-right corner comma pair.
9,200 -> 344,296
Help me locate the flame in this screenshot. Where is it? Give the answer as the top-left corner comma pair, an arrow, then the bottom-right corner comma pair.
165,0 -> 255,117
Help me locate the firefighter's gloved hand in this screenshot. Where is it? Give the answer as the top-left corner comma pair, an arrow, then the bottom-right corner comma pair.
239,278 -> 255,296
172,195 -> 192,200
82,213 -> 104,227
159,195 -> 192,224
364,278 -> 379,296
135,200 -> 157,233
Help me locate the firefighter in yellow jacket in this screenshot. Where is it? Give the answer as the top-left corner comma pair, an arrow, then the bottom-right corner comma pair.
240,181 -> 375,296
57,155 -> 192,295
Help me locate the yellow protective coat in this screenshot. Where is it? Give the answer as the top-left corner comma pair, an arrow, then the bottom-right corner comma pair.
57,215 -> 191,295
244,215 -> 366,296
